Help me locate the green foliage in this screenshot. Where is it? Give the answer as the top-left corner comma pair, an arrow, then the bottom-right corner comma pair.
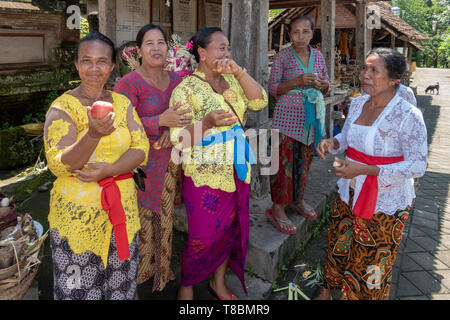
391,0 -> 450,68
21,90 -> 59,125
268,94 -> 277,118
8,138 -> 38,167
0,127 -> 39,169
269,9 -> 285,23
2,122 -> 12,130
438,34 -> 450,67
392,0 -> 450,68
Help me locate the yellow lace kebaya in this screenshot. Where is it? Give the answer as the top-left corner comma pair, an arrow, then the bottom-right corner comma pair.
44,91 -> 149,268
169,70 -> 268,192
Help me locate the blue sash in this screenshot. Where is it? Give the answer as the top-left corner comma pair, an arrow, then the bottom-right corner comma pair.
196,124 -> 256,181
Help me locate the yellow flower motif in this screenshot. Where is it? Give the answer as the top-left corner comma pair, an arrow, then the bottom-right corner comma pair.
47,118 -> 71,148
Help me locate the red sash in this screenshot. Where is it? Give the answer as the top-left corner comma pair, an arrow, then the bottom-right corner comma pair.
346,147 -> 404,220
98,173 -> 133,261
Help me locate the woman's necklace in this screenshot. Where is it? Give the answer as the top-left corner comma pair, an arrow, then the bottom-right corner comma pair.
138,67 -> 167,90
207,74 -> 237,104
78,86 -> 109,105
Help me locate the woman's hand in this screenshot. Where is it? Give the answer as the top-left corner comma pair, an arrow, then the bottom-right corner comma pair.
203,110 -> 237,129
213,58 -> 242,75
296,73 -> 318,87
153,129 -> 172,150
159,102 -> 193,128
316,138 -> 338,160
333,158 -> 379,179
86,107 -> 116,139
314,76 -> 329,91
75,162 -> 114,182
333,158 -> 364,179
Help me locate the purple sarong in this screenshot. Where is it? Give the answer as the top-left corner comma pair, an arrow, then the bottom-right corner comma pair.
180,171 -> 250,294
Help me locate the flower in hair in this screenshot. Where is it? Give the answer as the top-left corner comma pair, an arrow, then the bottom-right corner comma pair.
164,34 -> 197,78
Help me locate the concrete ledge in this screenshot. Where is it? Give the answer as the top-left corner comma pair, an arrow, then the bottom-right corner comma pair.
174,154 -> 340,286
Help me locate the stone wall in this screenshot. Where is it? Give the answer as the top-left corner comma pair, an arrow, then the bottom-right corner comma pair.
0,8 -> 78,71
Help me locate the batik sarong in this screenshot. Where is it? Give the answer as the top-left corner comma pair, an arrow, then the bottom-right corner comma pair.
270,134 -> 314,205
180,171 -> 250,294
138,160 -> 180,291
323,192 -> 410,300
50,229 -> 139,300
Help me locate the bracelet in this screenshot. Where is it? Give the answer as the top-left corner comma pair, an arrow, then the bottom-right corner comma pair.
235,67 -> 247,80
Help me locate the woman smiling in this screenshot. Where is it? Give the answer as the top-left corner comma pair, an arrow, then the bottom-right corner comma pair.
44,32 -> 149,300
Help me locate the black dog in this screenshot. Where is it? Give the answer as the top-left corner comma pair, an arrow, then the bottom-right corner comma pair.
425,82 -> 439,95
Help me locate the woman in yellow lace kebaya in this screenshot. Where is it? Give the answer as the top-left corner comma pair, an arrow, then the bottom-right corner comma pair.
44,32 -> 149,300
170,27 -> 268,300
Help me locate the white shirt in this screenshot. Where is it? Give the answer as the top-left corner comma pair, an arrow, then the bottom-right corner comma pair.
397,84 -> 417,107
363,84 -> 417,107
333,93 -> 428,215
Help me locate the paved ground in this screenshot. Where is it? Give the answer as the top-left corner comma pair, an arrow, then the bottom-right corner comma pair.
390,68 -> 450,300
270,68 -> 450,300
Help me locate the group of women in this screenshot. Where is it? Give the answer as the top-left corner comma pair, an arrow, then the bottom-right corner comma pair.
44,14 -> 427,301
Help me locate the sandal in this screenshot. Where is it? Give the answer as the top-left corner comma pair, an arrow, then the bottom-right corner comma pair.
266,209 -> 297,234
289,204 -> 317,220
207,283 -> 237,300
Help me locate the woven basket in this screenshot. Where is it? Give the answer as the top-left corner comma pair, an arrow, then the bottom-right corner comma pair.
0,246 -> 43,300
0,237 -> 27,279
0,226 -> 47,300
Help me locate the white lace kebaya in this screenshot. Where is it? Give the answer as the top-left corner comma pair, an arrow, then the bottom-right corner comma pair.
333,93 -> 428,216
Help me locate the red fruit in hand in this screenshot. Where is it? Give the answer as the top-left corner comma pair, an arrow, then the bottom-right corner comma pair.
91,101 -> 114,119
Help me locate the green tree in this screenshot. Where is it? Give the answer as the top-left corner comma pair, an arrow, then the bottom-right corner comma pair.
438,35 -> 450,68
392,0 -> 450,68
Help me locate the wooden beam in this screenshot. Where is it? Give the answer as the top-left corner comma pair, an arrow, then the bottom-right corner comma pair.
98,0 -> 116,43
269,0 -> 362,9
269,29 -> 273,50
403,40 -> 408,57
222,0 -> 269,127
355,2 -> 368,68
321,0 -> 335,83
279,23 -> 285,49
408,44 -> 413,62
390,33 -> 396,48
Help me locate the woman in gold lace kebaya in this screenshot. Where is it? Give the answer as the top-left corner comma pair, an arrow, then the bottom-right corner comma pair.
170,27 -> 268,300
44,32 -> 149,300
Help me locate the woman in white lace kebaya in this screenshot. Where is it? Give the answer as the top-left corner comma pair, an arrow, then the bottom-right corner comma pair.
315,48 -> 427,300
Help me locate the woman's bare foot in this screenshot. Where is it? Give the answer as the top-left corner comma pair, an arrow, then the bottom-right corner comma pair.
209,279 -> 235,300
178,285 -> 194,300
289,200 -> 317,220
314,288 -> 332,300
272,204 -> 296,233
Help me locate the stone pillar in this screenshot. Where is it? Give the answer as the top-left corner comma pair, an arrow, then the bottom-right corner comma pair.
98,0 -> 116,43
320,0 -> 335,84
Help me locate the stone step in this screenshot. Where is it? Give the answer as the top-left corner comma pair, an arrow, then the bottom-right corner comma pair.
174,154 -> 339,290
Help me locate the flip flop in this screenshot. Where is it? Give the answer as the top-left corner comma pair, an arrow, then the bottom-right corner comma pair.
207,283 -> 237,300
266,209 -> 297,234
289,204 -> 318,220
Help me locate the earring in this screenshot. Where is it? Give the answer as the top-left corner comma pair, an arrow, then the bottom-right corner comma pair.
201,55 -> 205,61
